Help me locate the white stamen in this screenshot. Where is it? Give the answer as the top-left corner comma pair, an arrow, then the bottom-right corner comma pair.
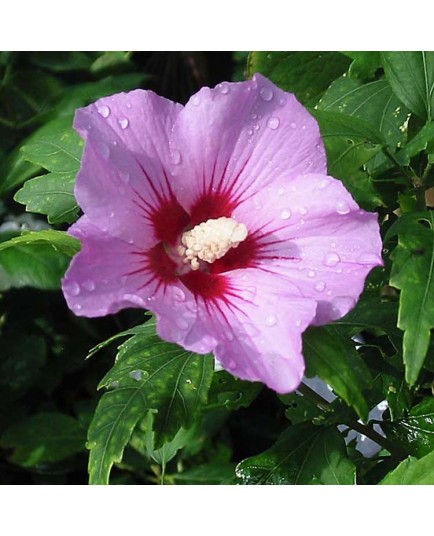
178,216 -> 248,270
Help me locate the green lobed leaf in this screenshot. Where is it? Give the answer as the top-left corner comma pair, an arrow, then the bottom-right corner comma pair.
383,398 -> 434,458
14,172 -> 79,224
247,51 -> 351,106
381,448 -> 434,484
303,326 -> 372,421
345,52 -> 382,80
382,52 -> 434,120
0,412 -> 86,467
389,211 -> 434,385
235,424 -> 356,485
87,335 -> 214,484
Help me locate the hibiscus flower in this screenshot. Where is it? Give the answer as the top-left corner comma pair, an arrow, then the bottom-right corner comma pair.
62,74 -> 382,393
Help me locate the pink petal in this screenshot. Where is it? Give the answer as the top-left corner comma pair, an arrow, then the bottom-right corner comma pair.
170,74 -> 326,220
74,90 -> 185,249
62,216 -> 196,321
234,173 -> 383,324
166,268 -> 317,393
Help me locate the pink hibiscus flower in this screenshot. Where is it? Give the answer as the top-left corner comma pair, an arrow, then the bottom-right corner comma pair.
62,74 -> 382,393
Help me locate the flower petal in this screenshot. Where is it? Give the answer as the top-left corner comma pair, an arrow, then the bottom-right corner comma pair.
233,173 -> 383,324
171,74 -> 326,221
62,216 -> 195,319
163,268 -> 317,393
74,90 -> 186,248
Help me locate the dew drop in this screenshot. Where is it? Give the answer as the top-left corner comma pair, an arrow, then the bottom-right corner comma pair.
314,280 -> 326,292
98,143 -> 110,159
336,201 -> 350,215
279,97 -> 286,106
173,287 -> 186,302
324,252 -> 340,267
267,116 -> 280,130
277,187 -> 285,196
176,317 -> 189,330
75,304 -> 82,311
280,209 -> 291,220
247,128 -> 254,136
97,105 -> 110,118
218,82 -> 230,94
118,118 -> 129,130
290,122 -> 297,129
295,319 -> 302,327
259,86 -> 273,101
318,178 -> 330,190
265,314 -> 278,327
109,211 -> 115,218
66,281 -> 80,296
307,270 -> 316,278
253,124 -> 260,131
120,170 -> 130,183
299,206 -> 308,215
82,280 -> 95,292
129,370 -> 142,381
170,149 -> 182,164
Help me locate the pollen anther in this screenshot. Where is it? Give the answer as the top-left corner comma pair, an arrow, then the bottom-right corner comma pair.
178,216 -> 248,271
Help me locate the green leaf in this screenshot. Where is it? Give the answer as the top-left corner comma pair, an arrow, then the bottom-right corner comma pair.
389,211 -> 434,385
206,370 -> 262,411
382,52 -> 434,120
318,78 -> 410,171
0,230 -> 80,257
29,52 -> 93,72
90,52 -> 133,75
346,52 -> 381,80
20,116 -> 82,173
383,398 -> 434,458
14,172 -> 78,224
0,412 -> 86,467
171,463 -> 236,484
403,121 -> 434,161
303,326 -> 372,421
87,336 -> 214,484
0,150 -> 40,196
381,449 -> 434,484
235,424 -> 356,485
247,51 -> 351,105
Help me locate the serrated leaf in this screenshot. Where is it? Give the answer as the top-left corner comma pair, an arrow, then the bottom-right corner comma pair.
389,211 -> 434,385
318,78 -> 410,172
0,412 -> 86,467
21,117 -> 82,173
235,424 -> 356,485
14,172 -> 79,224
381,449 -> 434,484
383,398 -> 434,458
247,51 -> 351,106
87,336 -> 214,484
303,326 -> 372,421
382,52 -> 434,120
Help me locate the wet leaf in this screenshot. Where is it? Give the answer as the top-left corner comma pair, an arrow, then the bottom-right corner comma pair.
381,448 -> 434,484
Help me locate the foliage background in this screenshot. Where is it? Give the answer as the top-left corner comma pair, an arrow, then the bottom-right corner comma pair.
1,51 -> 434,485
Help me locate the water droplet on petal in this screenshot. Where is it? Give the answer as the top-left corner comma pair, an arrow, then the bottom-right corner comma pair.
279,97 -> 286,106
109,211 -> 115,218
259,86 -> 273,101
82,280 -> 95,291
129,370 -> 142,381
336,201 -> 350,215
277,187 -> 285,196
267,116 -> 280,130
281,209 -> 291,220
318,178 -> 330,190
66,281 -> 80,296
97,105 -> 110,118
324,252 -> 340,267
265,314 -> 278,327
118,118 -> 129,130
295,319 -> 302,327
308,270 -> 316,278
314,280 -> 326,292
290,122 -> 297,129
98,143 -> 110,159
218,82 -> 230,94
299,206 -> 308,215
176,317 -> 189,330
173,287 -> 186,302
120,170 -> 130,183
170,150 -> 182,165
253,124 -> 260,131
